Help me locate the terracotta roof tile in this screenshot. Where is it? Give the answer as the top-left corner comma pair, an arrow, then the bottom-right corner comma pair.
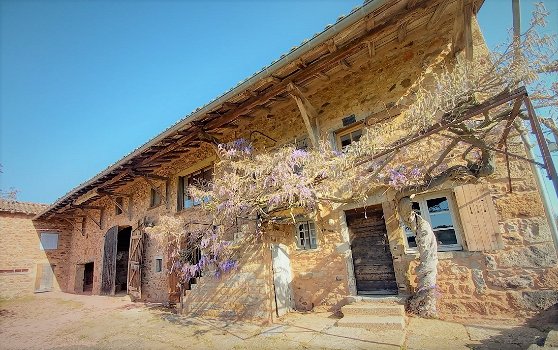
0,199 -> 49,215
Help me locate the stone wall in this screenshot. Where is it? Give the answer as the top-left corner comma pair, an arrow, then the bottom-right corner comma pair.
183,236 -> 273,323
384,135 -> 558,322
47,8 -> 557,324
0,212 -> 72,298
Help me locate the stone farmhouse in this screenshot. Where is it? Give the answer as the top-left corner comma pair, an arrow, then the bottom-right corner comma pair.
3,0 -> 557,324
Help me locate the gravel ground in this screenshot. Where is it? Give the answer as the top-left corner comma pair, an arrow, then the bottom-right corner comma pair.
0,292 -> 553,350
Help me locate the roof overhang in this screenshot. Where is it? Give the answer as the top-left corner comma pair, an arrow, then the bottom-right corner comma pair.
35,0 -> 485,220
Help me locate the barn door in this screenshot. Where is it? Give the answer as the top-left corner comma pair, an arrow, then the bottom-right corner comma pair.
101,226 -> 118,295
272,244 -> 293,317
127,226 -> 144,300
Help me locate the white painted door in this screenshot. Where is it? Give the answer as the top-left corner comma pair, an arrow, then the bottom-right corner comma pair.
35,264 -> 54,292
272,244 -> 293,317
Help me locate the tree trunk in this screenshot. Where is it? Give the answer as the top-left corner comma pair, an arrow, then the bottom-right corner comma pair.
399,197 -> 439,318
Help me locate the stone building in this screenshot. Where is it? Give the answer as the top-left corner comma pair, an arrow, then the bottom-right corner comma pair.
10,0 -> 556,324
0,199 -> 72,298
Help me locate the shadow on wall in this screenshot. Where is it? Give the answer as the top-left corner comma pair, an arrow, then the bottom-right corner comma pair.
33,219 -> 73,294
180,235 -> 273,324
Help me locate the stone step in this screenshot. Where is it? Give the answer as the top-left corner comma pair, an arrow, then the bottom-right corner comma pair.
341,303 -> 404,317
336,315 -> 406,331
345,295 -> 408,304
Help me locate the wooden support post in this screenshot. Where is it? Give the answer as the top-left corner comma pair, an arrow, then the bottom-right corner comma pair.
463,2 -> 474,61
165,179 -> 171,210
452,0 -> 474,60
397,21 -> 408,43
99,190 -> 131,219
287,82 -> 319,148
141,176 -> 167,205
525,97 -> 558,196
366,41 -> 375,58
80,208 -> 102,230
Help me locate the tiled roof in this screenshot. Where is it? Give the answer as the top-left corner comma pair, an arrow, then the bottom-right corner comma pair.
0,199 -> 49,215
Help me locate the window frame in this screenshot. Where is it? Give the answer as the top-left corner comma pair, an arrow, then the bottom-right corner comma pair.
294,220 -> 318,250
177,165 -> 213,211
39,232 -> 59,251
115,197 -> 124,215
154,257 -> 163,273
334,122 -> 364,151
402,192 -> 463,253
149,186 -> 163,208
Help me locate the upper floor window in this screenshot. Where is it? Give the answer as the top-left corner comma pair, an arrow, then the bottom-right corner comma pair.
403,194 -> 462,251
115,197 -> 124,215
40,232 -> 59,250
296,220 -> 317,250
335,123 -> 363,150
178,166 -> 213,211
150,186 -> 162,208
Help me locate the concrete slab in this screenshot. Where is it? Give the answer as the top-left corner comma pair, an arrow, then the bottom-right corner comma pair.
337,315 -> 405,331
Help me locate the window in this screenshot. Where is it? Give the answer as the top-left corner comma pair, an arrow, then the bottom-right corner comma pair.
335,123 -> 363,150
296,220 -> 317,250
39,232 -> 59,250
150,186 -> 162,208
155,257 -> 163,273
403,194 -> 462,251
115,197 -> 124,215
178,166 -> 213,211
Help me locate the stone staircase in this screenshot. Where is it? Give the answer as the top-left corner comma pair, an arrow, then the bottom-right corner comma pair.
336,296 -> 407,331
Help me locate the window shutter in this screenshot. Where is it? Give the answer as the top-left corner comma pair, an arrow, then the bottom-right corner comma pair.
454,184 -> 503,251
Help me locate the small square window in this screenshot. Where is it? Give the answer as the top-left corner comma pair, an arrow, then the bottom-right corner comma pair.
296,220 -> 317,250
40,232 -> 59,250
155,257 -> 163,273
150,187 -> 162,208
115,197 -> 124,215
335,123 -> 363,150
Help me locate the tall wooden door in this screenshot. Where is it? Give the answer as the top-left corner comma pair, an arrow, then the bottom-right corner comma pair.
346,206 -> 397,295
127,227 -> 144,300
101,226 -> 118,295
35,264 -> 54,292
272,244 -> 293,316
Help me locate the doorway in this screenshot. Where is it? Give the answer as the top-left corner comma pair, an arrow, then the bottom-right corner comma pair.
271,244 -> 293,317
115,227 -> 131,293
83,262 -> 94,293
101,225 -> 131,295
346,205 -> 397,295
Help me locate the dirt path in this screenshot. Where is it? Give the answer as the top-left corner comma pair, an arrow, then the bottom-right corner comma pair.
0,292 -> 552,349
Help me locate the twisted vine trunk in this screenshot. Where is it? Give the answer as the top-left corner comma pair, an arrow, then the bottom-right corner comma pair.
399,197 -> 439,318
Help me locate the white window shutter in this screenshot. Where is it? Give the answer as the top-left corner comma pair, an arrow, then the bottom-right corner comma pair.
454,184 -> 503,251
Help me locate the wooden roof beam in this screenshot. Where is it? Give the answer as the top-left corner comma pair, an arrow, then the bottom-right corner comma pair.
134,1 -> 435,168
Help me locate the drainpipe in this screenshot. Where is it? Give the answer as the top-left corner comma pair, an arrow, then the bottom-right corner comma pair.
517,123 -> 558,254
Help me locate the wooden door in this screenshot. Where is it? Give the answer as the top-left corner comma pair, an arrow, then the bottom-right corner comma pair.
272,244 -> 293,316
101,226 -> 118,295
127,227 -> 144,300
35,264 -> 54,292
346,206 -> 397,295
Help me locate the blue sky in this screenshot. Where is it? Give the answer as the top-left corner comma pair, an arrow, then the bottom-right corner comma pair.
0,0 -> 557,204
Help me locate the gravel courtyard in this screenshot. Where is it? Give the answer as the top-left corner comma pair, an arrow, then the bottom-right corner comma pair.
0,292 -> 554,350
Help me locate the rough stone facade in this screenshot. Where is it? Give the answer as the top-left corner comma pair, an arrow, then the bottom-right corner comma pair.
8,1 -> 555,325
